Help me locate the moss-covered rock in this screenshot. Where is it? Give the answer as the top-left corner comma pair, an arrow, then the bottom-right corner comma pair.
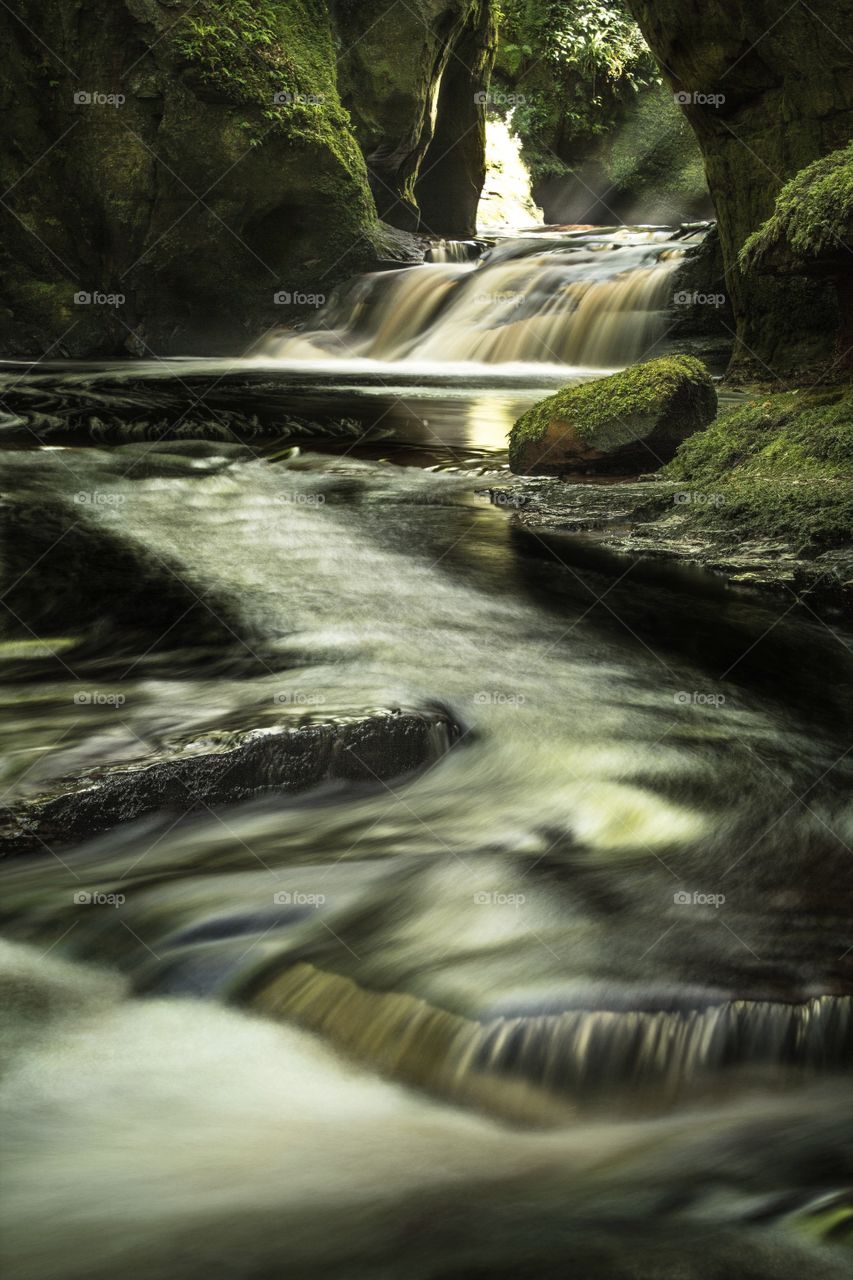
740,142 -> 853,271
625,0 -> 853,382
665,389 -> 853,550
739,144 -> 853,376
509,355 -> 716,475
0,0 -> 382,356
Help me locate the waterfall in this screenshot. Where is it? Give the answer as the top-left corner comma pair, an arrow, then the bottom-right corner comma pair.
246,962 -> 853,1116
426,240 -> 481,263
262,228 -> 691,370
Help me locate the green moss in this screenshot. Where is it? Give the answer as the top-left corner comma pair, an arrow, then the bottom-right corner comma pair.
510,355 -> 713,462
740,142 -> 853,269
174,0 -> 354,139
665,389 -> 853,548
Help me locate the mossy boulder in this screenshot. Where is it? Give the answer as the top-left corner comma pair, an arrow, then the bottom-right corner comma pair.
740,142 -> 853,272
0,0 -> 382,356
509,356 -> 717,476
740,143 -> 853,375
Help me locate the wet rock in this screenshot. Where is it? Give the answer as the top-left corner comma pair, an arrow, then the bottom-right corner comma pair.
509,356 -> 717,476
0,707 -> 460,856
0,1 -> 381,357
0,363 -> 368,444
485,476 -> 853,613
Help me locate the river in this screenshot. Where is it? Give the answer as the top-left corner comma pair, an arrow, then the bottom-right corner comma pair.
2,226 -> 852,1279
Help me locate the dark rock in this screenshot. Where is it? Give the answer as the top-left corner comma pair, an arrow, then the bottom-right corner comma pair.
0,0 -> 501,356
485,476 -> 853,614
331,1 -> 496,237
0,707 -> 461,855
0,1 -> 398,356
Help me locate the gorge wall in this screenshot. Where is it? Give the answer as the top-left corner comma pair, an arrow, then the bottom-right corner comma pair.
330,0 -> 496,238
0,0 -> 495,357
626,0 -> 853,382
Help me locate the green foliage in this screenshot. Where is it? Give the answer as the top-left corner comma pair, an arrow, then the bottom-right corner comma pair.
173,0 -> 359,153
175,1 -> 295,100
666,389 -> 853,548
494,1 -> 658,178
510,355 -> 713,460
739,142 -> 853,270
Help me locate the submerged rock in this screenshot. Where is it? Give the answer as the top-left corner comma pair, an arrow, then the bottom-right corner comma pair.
508,355 -> 717,476
0,707 -> 460,856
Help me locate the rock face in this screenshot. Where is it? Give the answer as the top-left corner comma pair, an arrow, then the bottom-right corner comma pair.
625,0 -> 853,381
530,82 -> 711,228
0,1 -> 492,358
330,0 -> 496,236
509,356 -> 717,476
0,0 -> 381,357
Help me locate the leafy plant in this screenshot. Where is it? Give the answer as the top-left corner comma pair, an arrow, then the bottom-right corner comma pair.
494,1 -> 657,164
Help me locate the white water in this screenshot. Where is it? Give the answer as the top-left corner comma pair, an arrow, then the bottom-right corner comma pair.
3,221 -> 853,1279
261,228 -> 693,371
3,939 -> 852,1280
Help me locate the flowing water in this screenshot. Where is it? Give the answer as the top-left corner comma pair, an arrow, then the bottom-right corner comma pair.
259,225 -> 691,370
2,227 -> 853,1279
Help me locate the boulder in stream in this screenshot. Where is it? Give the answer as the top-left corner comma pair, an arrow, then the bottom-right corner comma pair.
508,355 -> 717,476
0,708 -> 460,856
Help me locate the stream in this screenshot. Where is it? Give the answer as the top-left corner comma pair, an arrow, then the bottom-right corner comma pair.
2,227 -> 853,1279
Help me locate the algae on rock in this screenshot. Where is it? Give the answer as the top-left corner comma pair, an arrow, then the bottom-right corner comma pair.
509,355 -> 717,475
665,389 -> 853,551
